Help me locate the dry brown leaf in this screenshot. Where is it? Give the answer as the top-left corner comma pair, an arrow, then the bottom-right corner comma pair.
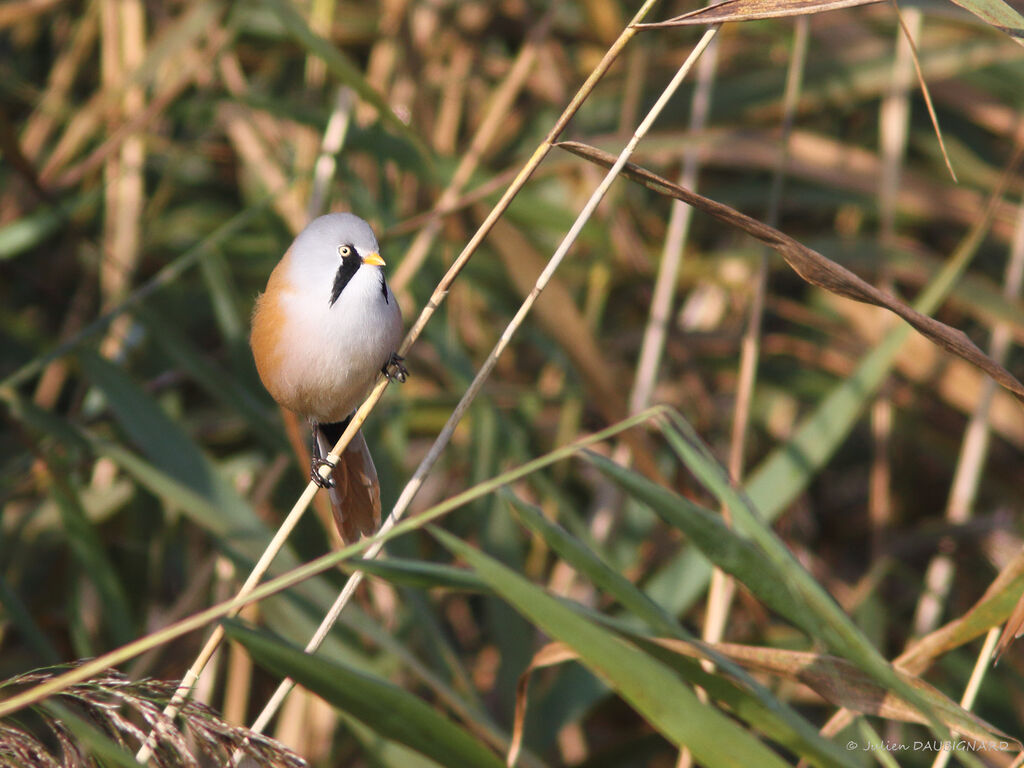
508,644 -> 578,766
634,0 -> 883,26
557,140 -> 1024,405
821,547 -> 1024,739
994,586 -> 1024,661
672,641 -> 1017,747
508,638 -> 1018,766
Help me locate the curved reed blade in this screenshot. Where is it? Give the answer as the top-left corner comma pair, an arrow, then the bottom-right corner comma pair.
634,0 -> 883,26
558,140 -> 1024,404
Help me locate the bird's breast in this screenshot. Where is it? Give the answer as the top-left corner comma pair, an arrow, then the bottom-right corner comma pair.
251,269 -> 402,423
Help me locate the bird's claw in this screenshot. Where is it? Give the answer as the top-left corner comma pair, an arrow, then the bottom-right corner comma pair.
382,353 -> 408,383
310,457 -> 336,488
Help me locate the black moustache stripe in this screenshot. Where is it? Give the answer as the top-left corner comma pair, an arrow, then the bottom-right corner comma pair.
329,255 -> 361,306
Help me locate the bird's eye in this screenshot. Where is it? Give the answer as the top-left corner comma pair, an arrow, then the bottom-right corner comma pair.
338,245 -> 353,258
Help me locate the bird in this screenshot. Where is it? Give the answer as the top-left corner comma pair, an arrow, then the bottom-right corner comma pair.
250,213 -> 406,543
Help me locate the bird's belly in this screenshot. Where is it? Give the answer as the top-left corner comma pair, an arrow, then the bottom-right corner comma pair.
256,290 -> 401,423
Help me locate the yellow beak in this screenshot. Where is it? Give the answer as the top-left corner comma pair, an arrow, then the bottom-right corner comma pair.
362,252 -> 385,267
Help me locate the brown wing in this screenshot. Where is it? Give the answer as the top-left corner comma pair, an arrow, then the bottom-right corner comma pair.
320,428 -> 381,544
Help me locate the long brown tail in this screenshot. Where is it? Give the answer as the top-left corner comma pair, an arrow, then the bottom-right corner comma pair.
316,425 -> 381,544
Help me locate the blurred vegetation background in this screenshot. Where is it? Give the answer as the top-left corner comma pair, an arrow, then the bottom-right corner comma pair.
2,0 -> 1024,765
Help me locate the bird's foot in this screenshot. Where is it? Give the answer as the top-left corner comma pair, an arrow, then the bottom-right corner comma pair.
310,457 -> 336,488
382,352 -> 408,383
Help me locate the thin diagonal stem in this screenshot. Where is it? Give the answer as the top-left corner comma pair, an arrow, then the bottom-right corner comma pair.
306,86 -> 352,219
929,627 -> 1000,768
629,32 -> 719,416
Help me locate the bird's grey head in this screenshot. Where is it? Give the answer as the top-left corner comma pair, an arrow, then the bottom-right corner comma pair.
287,213 -> 384,305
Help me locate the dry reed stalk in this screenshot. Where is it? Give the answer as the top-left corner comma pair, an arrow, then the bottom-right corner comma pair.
52,22 -> 230,189
219,103 -> 307,235
291,0 -> 336,202
307,86 -> 354,219
913,195 -> 1024,636
217,53 -> 291,157
99,0 -> 122,312
879,10 -> 919,243
618,39 -> 650,135
356,0 -> 407,128
869,7 -> 919,564
433,45 -> 474,155
39,97 -> 105,184
99,0 -> 146,360
138,5 -> 665,760
930,627 -> 1001,768
276,689 -> 337,761
18,6 -> 97,166
629,35 -> 719,420
390,5 -> 558,298
221,599 -> 258,725
699,18 -> 809,708
236,21 -> 717,752
38,3 -> 221,186
191,558 -> 234,711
